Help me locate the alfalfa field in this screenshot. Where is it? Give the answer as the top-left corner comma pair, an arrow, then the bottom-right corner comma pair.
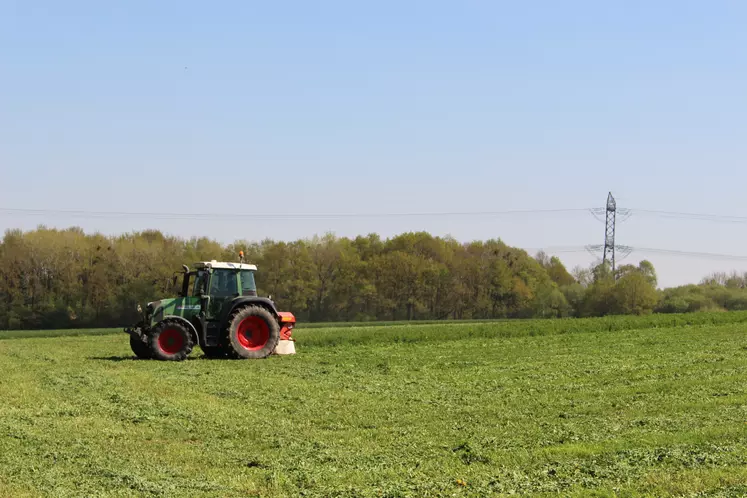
1,316 -> 747,497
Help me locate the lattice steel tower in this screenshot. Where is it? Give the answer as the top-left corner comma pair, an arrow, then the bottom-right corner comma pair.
586,192 -> 631,272
603,192 -> 617,273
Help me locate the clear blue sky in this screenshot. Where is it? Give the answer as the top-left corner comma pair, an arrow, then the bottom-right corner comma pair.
1,1 -> 746,287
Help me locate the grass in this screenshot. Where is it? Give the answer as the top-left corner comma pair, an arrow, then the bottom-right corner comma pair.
0,327 -> 121,340
1,318 -> 747,496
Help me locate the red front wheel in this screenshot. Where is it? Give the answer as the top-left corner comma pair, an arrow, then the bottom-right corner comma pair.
148,321 -> 194,361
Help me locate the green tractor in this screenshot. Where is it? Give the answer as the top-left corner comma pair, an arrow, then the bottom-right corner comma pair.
125,254 -> 296,360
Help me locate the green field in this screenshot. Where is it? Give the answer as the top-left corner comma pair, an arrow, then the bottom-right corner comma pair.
1,317 -> 747,496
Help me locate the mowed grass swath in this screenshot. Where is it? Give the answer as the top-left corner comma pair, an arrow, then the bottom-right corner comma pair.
2,318 -> 747,496
3,309 -> 747,342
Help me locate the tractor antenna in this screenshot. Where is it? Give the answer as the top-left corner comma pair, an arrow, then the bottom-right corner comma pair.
603,192 -> 617,275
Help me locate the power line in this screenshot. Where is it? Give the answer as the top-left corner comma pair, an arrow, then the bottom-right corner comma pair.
524,246 -> 590,253
3,205 -> 747,223
630,247 -> 747,262
530,245 -> 747,262
0,206 -> 591,221
631,209 -> 747,224
4,204 -> 747,262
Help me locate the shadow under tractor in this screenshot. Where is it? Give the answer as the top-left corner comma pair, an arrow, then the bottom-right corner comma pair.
125,253 -> 296,360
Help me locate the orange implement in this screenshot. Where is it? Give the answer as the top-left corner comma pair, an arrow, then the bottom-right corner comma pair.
277,311 -> 296,340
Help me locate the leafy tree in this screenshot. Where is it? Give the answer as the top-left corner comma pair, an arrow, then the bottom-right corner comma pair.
579,262 -> 617,316
614,271 -> 659,315
536,252 -> 575,287
0,226 -> 691,330
572,265 -> 592,287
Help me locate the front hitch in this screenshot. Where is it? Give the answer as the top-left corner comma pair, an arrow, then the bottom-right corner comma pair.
124,322 -> 147,340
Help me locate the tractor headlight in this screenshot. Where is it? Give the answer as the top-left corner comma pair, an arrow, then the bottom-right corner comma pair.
137,304 -> 142,314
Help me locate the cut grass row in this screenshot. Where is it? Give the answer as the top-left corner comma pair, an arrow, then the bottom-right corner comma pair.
3,310 -> 747,344
295,310 -> 747,348
0,318 -> 511,340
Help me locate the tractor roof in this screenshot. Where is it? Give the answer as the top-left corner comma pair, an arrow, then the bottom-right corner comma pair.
194,260 -> 257,271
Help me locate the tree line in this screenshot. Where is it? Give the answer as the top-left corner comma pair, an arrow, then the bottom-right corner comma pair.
0,226 -> 744,330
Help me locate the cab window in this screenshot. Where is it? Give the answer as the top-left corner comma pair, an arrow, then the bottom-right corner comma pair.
210,269 -> 238,296
240,270 -> 257,296
192,271 -> 208,296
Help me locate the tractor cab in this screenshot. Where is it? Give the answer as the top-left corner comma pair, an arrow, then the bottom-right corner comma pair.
125,254 -> 296,361
188,260 -> 258,318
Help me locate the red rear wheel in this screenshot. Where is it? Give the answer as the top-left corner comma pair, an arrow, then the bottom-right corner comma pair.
236,316 -> 271,351
226,306 -> 280,359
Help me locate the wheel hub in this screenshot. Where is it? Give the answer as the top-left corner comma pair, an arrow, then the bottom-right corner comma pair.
158,328 -> 185,354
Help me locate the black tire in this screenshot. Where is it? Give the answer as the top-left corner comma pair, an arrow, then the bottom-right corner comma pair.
226,306 -> 279,359
201,345 -> 228,359
148,320 -> 194,361
129,334 -> 152,359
